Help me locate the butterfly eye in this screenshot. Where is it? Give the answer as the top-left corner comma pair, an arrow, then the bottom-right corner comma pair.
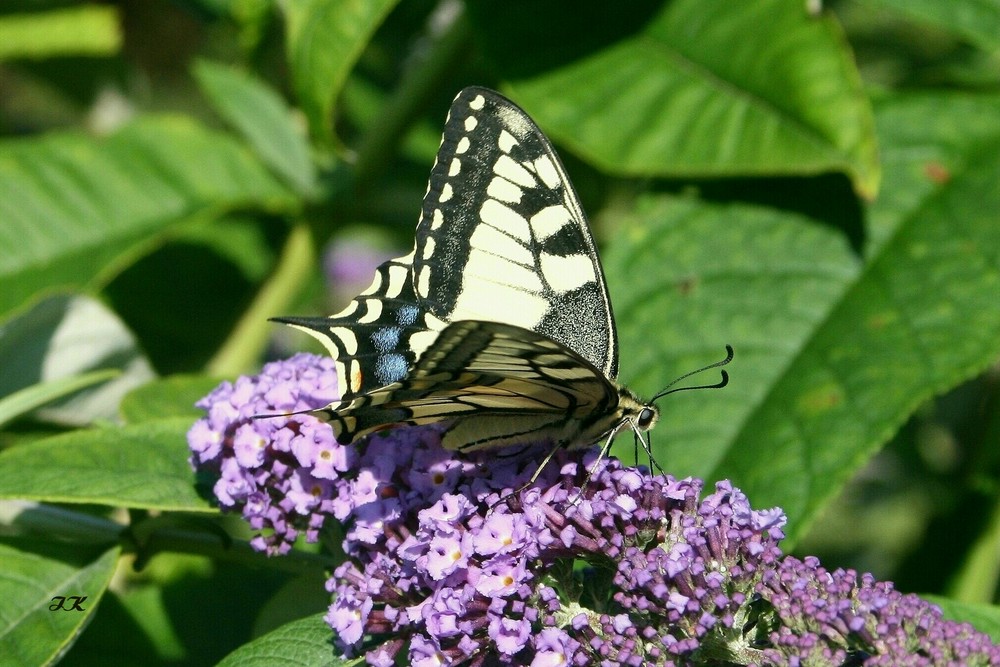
637,407 -> 656,430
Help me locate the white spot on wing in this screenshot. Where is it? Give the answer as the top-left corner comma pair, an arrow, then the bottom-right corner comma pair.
466,248 -> 543,291
480,199 -> 530,241
464,116 -> 478,132
346,359 -> 363,393
454,268 -> 548,327
486,176 -> 523,204
494,155 -> 536,188
456,137 -> 470,154
417,265 -> 431,297
470,224 -> 533,265
332,300 -> 359,319
531,205 -> 573,240
335,360 -> 350,397
357,270 -> 384,297
288,325 -> 347,362
498,130 -> 517,153
330,326 -> 359,354
448,158 -> 461,176
440,183 -> 453,203
432,209 -> 444,230
534,155 -> 561,190
356,299 -> 383,324
410,329 -> 439,358
385,263 -> 411,298
539,252 -> 596,294
470,94 -> 485,110
422,236 -> 435,259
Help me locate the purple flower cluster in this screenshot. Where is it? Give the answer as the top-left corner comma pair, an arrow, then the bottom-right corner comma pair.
188,353 -> 346,554
323,421 -> 791,666
758,556 -> 1000,666
188,352 -> 1000,666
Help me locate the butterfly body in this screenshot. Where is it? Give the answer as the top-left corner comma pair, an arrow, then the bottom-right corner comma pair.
277,87 -> 673,461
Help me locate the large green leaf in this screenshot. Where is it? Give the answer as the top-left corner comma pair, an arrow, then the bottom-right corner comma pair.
0,418 -> 213,512
0,540 -> 119,666
194,60 -> 318,196
0,371 -> 117,430
858,0 -> 1000,50
608,92 -> 1000,544
469,0 -> 879,197
0,294 -> 155,426
607,198 -> 859,493
216,614 -> 351,667
0,116 -> 297,320
283,0 -> 401,145
119,375 -> 225,424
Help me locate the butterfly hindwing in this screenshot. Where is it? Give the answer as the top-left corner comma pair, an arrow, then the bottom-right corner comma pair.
317,320 -> 621,451
412,87 -> 619,379
272,255 -> 443,404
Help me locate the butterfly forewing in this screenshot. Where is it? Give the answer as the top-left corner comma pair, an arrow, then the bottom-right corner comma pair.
412,87 -> 619,379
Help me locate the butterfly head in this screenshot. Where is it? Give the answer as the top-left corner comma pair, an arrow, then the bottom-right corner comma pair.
616,386 -> 661,434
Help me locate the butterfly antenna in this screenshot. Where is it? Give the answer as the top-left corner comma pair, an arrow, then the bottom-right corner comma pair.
649,344 -> 733,403
631,345 -> 732,476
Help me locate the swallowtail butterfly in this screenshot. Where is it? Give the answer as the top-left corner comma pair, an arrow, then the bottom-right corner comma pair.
276,87 -> 730,475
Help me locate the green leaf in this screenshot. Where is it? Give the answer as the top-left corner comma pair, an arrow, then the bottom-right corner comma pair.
608,197 -> 860,501
119,375 -> 225,424
0,6 -> 121,60
924,596 -> 1000,642
0,294 -> 155,426
857,0 -> 1000,51
469,0 -> 880,197
0,115 -> 297,320
0,540 -> 119,666
0,418 -> 214,512
194,60 -> 318,195
216,613 -> 351,667
283,0 -> 401,145
0,371 -> 118,430
609,92 -> 1000,544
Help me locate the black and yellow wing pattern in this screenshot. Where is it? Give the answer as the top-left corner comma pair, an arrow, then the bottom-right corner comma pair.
276,87 -> 656,453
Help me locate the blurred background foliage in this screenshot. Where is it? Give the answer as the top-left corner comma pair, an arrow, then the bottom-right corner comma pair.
1,0 -> 999,664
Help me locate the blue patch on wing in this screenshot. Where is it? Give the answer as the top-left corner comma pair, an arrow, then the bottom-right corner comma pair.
371,326 -> 401,352
397,304 -> 420,326
375,352 -> 409,385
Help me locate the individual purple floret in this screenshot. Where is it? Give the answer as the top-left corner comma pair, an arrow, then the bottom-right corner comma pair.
189,352 -> 1000,665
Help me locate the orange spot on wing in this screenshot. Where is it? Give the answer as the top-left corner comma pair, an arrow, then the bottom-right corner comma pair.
350,365 -> 363,392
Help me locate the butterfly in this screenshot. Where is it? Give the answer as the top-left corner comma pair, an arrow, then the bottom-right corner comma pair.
275,86 -> 730,477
